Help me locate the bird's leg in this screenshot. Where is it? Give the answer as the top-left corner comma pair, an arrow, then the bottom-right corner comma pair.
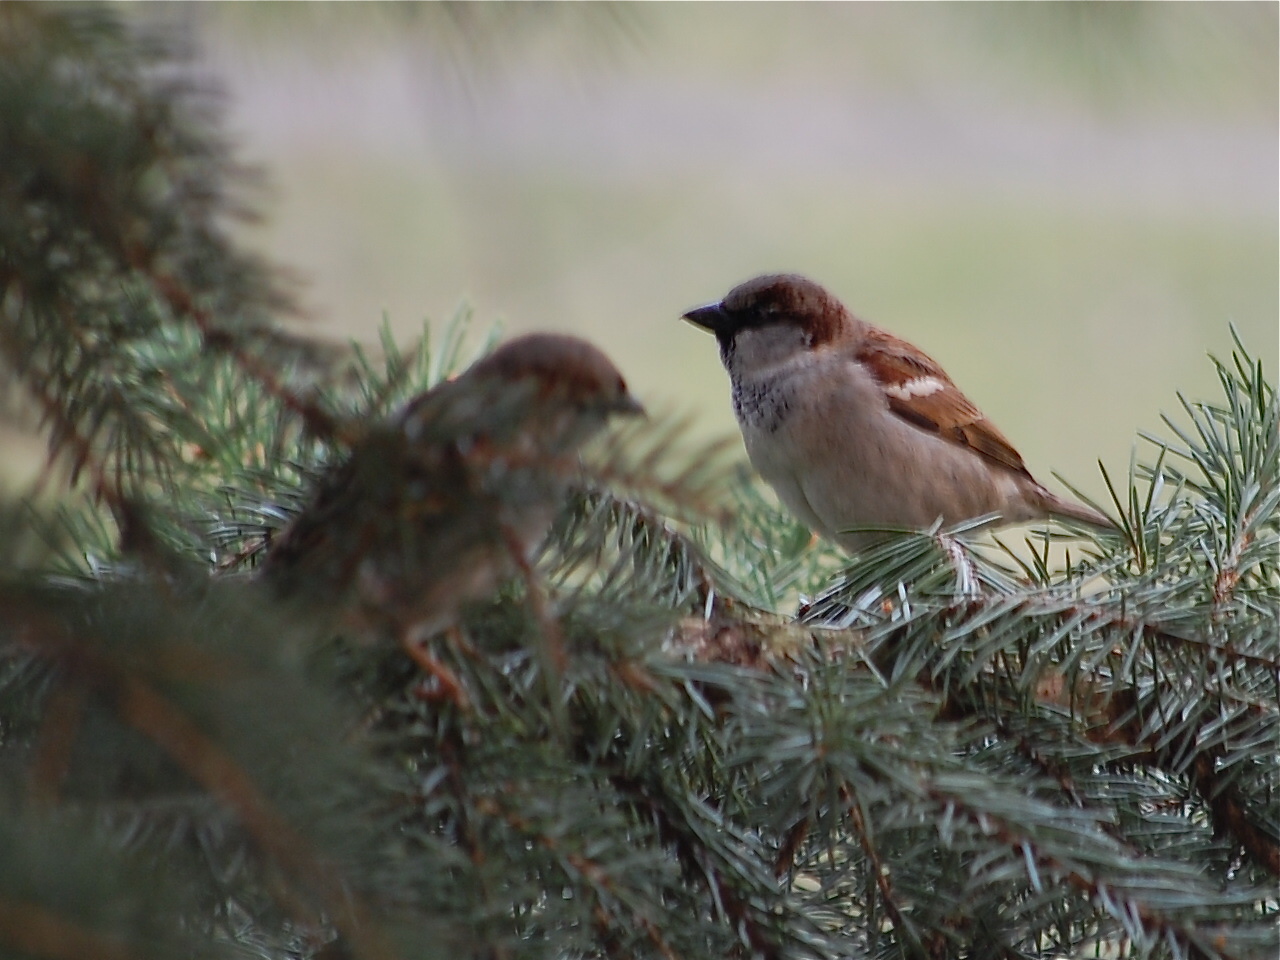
401,624 -> 471,711
500,524 -> 568,679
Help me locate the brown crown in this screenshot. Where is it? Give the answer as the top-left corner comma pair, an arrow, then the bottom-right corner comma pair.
471,333 -> 637,411
718,274 -> 850,345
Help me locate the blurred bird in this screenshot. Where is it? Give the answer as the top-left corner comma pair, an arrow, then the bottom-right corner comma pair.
259,333 -> 644,650
683,274 -> 1111,552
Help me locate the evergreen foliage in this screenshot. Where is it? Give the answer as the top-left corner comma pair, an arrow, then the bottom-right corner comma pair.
1,7 -> 1275,960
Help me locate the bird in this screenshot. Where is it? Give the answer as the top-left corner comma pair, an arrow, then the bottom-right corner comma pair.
258,333 -> 645,649
682,274 -> 1111,552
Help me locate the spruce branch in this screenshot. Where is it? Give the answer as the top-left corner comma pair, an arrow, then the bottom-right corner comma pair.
0,575 -> 460,960
1,7 -> 1275,958
0,3 -> 342,517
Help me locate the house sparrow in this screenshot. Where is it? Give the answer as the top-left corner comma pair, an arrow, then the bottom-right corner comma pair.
683,274 -> 1111,552
259,333 -> 644,643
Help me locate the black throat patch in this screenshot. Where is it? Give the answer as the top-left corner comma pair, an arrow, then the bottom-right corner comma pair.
731,377 -> 791,434
720,336 -> 796,434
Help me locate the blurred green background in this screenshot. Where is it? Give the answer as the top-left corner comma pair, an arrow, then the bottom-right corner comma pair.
8,3 -> 1277,508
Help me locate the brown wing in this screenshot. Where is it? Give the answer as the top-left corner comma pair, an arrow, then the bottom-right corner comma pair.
855,326 -> 1033,479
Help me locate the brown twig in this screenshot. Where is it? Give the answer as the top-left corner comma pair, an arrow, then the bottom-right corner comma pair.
472,790 -> 682,960
9,601 -> 401,960
925,783 -> 1252,960
840,784 -> 911,942
26,683 -> 85,809
0,897 -> 135,960
133,254 -> 346,445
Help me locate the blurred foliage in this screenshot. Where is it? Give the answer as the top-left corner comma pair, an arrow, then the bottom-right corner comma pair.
0,0 -> 316,512
961,2 -> 1277,111
0,7 -> 1276,960
189,1 -> 647,81
190,1 -> 1278,113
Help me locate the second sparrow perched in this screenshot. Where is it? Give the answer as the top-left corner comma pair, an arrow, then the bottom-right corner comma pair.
683,274 -> 1111,552
259,333 -> 644,641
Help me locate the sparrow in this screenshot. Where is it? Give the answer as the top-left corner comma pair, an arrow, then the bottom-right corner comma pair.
682,274 -> 1111,552
258,333 -> 644,643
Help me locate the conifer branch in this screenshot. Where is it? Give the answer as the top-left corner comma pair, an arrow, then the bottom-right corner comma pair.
0,897 -> 135,960
1,8 -> 1274,959
5,590 -> 401,960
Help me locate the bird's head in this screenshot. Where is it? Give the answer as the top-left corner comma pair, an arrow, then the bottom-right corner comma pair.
475,333 -> 643,415
400,333 -> 642,457
470,333 -> 644,450
682,274 -> 852,375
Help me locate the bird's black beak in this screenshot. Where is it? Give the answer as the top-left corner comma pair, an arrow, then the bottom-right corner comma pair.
681,302 -> 728,334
